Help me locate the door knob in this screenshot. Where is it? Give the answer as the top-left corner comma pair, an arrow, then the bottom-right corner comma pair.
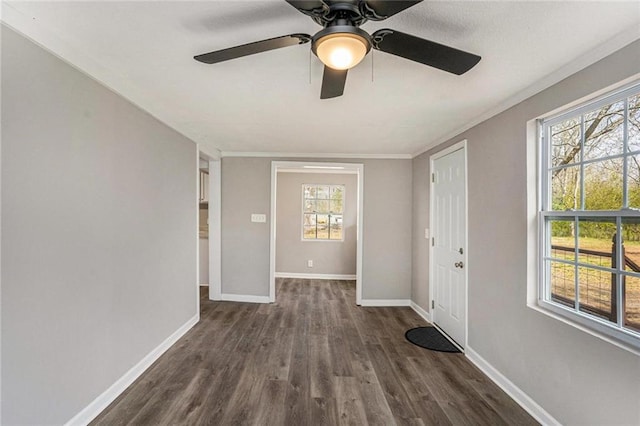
454,261 -> 464,268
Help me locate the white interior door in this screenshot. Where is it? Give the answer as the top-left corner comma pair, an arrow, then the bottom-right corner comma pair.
432,146 -> 467,348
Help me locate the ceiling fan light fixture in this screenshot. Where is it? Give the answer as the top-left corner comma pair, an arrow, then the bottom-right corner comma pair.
316,33 -> 368,70
311,26 -> 372,71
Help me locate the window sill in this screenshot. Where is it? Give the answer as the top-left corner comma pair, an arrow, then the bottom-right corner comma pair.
528,300 -> 640,357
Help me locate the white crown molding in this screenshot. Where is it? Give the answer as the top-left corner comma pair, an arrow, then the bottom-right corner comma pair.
221,151 -> 412,159
411,26 -> 640,159
465,346 -> 561,426
275,272 -> 357,280
64,314 -> 199,426
359,299 -> 412,307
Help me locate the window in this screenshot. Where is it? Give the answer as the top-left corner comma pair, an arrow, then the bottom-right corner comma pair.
302,184 -> 344,240
539,82 -> 640,348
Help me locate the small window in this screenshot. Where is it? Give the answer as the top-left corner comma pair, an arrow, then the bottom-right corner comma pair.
539,82 -> 640,349
302,184 -> 344,241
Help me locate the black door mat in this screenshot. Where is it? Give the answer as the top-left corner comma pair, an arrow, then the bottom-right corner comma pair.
405,326 -> 461,353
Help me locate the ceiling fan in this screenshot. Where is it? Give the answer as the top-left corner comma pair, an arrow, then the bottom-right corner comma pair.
194,0 -> 481,99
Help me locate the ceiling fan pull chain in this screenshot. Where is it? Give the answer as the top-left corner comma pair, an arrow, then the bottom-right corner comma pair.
371,50 -> 374,82
309,48 -> 312,85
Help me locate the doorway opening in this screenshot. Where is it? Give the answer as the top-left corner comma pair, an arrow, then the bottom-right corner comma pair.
429,140 -> 468,351
270,161 -> 364,304
197,151 -> 221,305
198,158 -> 209,300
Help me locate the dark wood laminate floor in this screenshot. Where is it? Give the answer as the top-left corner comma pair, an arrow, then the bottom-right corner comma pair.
92,279 -> 538,425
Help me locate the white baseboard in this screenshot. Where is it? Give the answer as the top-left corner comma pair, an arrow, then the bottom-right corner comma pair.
410,301 -> 432,323
359,299 -> 411,307
465,346 -> 560,426
64,314 -> 199,426
275,272 -> 357,280
220,293 -> 271,304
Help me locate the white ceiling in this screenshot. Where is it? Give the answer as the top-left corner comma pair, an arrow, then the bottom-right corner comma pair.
3,1 -> 640,157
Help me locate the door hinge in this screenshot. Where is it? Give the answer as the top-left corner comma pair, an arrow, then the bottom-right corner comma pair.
431,237 -> 434,246
431,300 -> 435,309
431,173 -> 435,183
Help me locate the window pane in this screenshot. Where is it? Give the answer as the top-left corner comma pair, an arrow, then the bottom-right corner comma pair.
629,155 -> 640,209
584,158 -> 623,210
551,166 -> 581,211
624,274 -> 640,333
304,185 -> 316,199
304,200 -> 316,213
551,117 -> 581,167
583,101 -> 624,161
316,200 -> 329,213
628,94 -> 640,153
578,217 -> 616,269
622,218 -> 640,272
330,186 -> 344,213
549,218 -> 576,261
303,213 -> 316,226
577,265 -> 616,323
316,185 -> 330,199
303,225 -> 316,239
330,215 -> 343,240
316,215 -> 329,239
549,260 -> 575,308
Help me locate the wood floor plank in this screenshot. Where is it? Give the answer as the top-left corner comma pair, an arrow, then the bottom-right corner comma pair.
366,343 -> 420,424
253,379 -> 288,426
310,397 -> 339,426
309,333 -> 334,398
92,279 -> 538,426
334,376 -> 369,426
350,358 -> 398,426
283,307 -> 310,425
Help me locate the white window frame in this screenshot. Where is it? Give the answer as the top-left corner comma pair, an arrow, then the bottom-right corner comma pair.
537,81 -> 640,352
301,183 -> 345,242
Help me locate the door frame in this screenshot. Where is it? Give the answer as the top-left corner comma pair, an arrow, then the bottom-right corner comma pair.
269,161 -> 364,304
428,139 -> 469,350
197,146 -> 222,302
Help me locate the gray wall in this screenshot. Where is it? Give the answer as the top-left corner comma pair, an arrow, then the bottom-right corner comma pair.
412,40 -> 640,424
1,26 -> 198,425
276,172 -> 357,275
222,158 -> 412,300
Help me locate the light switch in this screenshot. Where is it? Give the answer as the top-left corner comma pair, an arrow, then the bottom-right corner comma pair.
251,214 -> 267,223
424,228 -> 429,239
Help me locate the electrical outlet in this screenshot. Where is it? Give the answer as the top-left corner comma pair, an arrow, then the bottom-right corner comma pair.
307,260 -> 313,268
251,214 -> 266,223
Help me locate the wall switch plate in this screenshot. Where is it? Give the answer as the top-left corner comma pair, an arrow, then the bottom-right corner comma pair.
424,228 -> 429,239
307,260 -> 313,268
251,214 -> 267,223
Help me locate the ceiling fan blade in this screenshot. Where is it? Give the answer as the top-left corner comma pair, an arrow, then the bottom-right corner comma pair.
372,29 -> 481,75
285,0 -> 328,15
194,34 -> 311,64
362,1 -> 423,20
320,66 -> 347,99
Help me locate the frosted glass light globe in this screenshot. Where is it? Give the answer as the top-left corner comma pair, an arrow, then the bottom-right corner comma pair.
316,33 -> 368,70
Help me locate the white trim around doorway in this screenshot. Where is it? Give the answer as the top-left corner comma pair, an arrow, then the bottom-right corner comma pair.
270,161 -> 364,305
